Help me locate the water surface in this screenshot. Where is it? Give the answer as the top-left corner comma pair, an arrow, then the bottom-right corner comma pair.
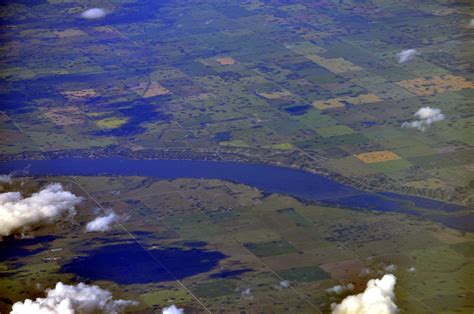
1,157 -> 472,231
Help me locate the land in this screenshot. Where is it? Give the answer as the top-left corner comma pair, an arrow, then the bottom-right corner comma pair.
1,176 -> 473,313
1,0 -> 474,313
0,0 -> 473,206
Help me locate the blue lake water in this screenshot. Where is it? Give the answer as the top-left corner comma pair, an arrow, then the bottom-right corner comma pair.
60,243 -> 228,284
0,235 -> 57,264
1,157 -> 472,231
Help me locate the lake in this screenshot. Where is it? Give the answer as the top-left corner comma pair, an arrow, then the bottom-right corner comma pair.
1,157 -> 472,231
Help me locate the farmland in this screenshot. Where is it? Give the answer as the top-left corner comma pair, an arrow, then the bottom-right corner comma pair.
0,0 -> 473,313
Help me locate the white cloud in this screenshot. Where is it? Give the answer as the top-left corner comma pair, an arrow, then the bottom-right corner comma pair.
0,174 -> 12,184
162,304 -> 184,314
414,107 -> 444,120
85,211 -> 123,232
236,287 -> 253,300
359,267 -> 371,277
11,282 -> 137,314
242,288 -> 252,296
0,183 -> 82,237
81,8 -> 107,19
402,106 -> 445,131
280,280 -> 290,288
397,49 -> 418,63
327,283 -> 354,295
331,274 -> 398,314
384,264 -> 397,273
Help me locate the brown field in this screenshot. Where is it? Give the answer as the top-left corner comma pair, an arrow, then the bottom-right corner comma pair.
0,130 -> 25,142
138,81 -> 170,98
93,26 -> 122,36
403,178 -> 446,189
396,75 -> 474,96
313,98 -> 345,110
427,8 -> 460,16
305,54 -> 363,73
355,150 -> 401,164
302,30 -> 335,41
312,93 -> 381,110
347,93 -> 381,105
184,93 -> 212,101
464,164 -> 474,172
321,81 -> 355,90
62,89 -> 97,101
320,259 -> 367,284
53,29 -> 87,38
216,57 -> 237,65
262,251 -> 332,271
430,231 -> 472,245
44,107 -> 84,125
257,90 -> 293,100
294,78 -> 314,86
199,56 -> 237,67
0,67 -> 36,80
